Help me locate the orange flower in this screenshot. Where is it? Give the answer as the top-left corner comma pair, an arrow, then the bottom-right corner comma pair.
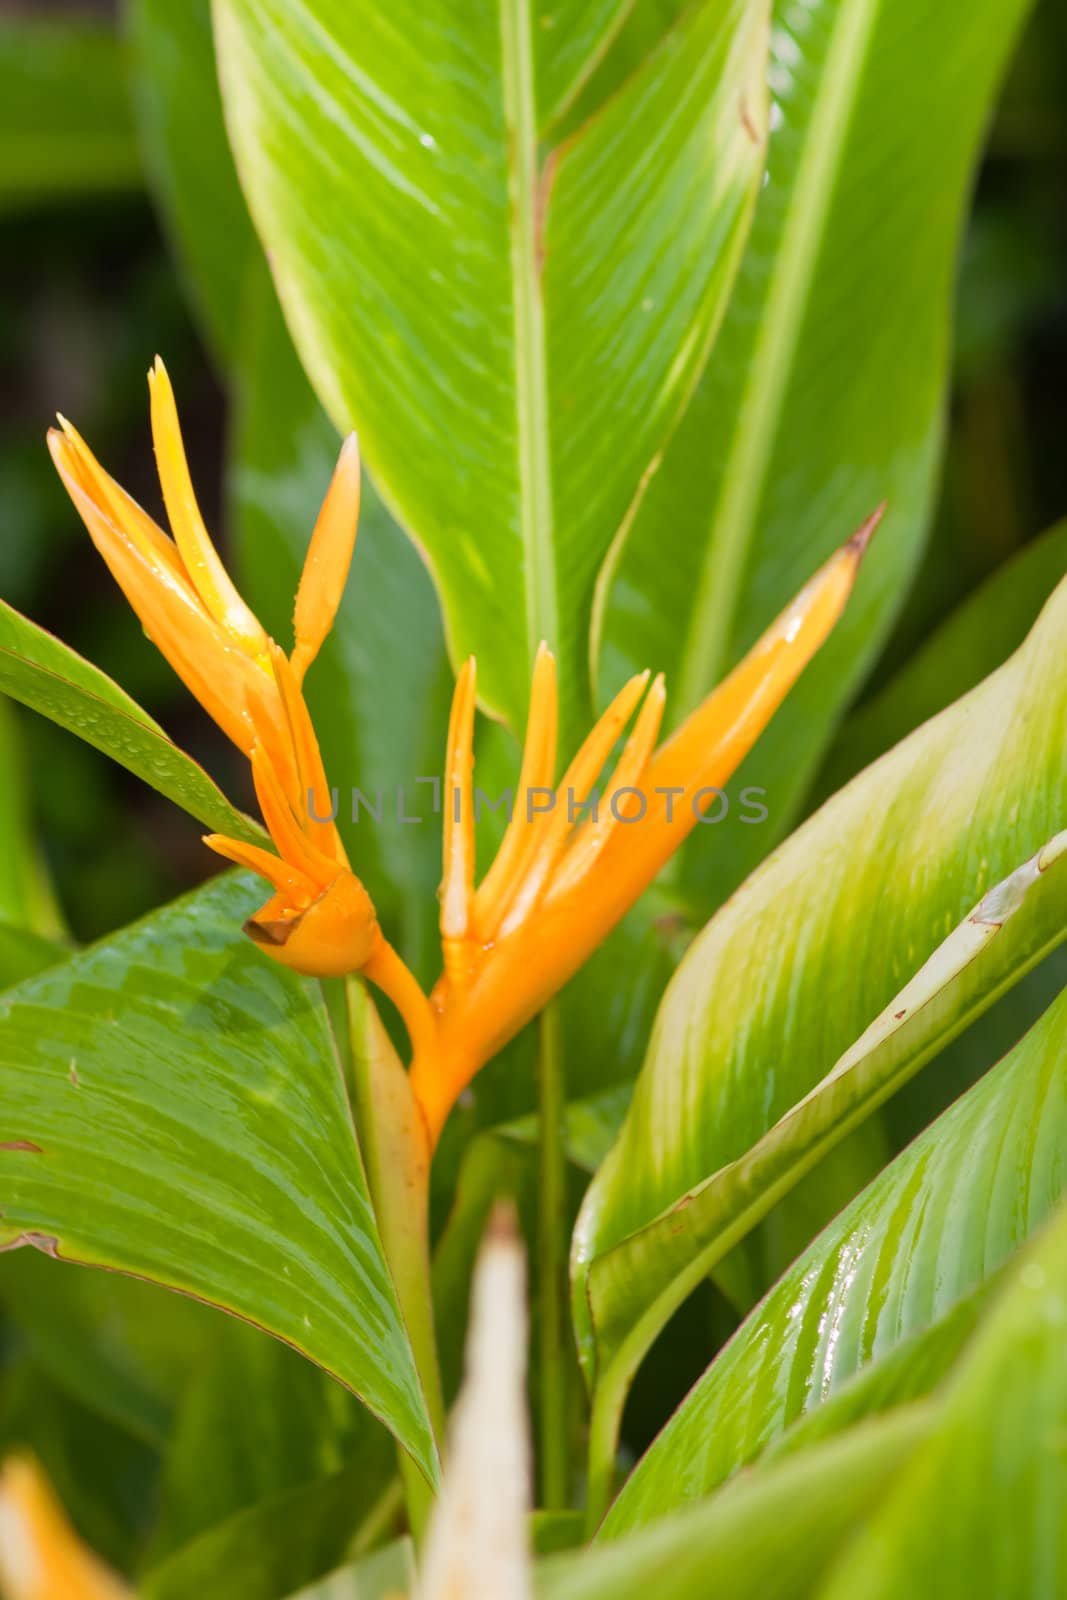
47,359 -> 431,1052
48,358 -> 878,1161
410,512 -> 881,1147
0,1457 -> 131,1600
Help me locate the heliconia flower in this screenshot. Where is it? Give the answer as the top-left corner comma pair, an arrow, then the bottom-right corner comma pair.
47,357 -> 879,1162
47,360 -> 431,1051
409,510 -> 883,1148
0,1456 -> 132,1600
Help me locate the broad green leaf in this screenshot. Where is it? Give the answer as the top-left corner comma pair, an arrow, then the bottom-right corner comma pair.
232,278 -> 451,984
580,828 -> 1067,1398
537,1406 -> 930,1599
603,979 -> 1067,1532
0,21 -> 141,211
814,518 -> 1067,803
0,873 -> 438,1485
0,598 -> 260,843
600,0 -> 1035,907
816,1195 -> 1067,1599
213,0 -> 770,746
574,572 -> 1067,1425
126,0 -> 257,366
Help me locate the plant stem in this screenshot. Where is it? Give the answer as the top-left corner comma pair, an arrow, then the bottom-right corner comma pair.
585,1370 -> 626,1534
344,978 -> 446,1541
537,1001 -> 570,1509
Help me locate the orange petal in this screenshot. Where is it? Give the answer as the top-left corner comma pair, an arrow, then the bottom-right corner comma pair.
548,671 -> 666,902
474,642 -> 557,939
203,833 -> 316,901
441,658 -> 477,945
51,420 -> 188,586
250,743 -> 340,888
496,669 -> 649,938
269,644 -> 347,865
290,433 -> 360,685
0,1455 -> 132,1600
147,357 -> 267,656
50,441 -> 261,754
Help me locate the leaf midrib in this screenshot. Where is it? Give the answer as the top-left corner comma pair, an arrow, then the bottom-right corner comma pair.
500,0 -> 558,678
675,0 -> 881,714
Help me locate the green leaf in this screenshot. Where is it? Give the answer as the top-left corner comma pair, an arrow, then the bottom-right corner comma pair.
0,873 -> 438,1485
213,0 -> 769,745
149,1320 -> 369,1562
574,571 -> 1067,1435
280,1541 -> 416,1600
603,978 -> 1067,1532
537,1406 -> 930,1599
126,0 -> 257,366
581,829 -> 1067,1401
814,517 -> 1067,804
0,923 -> 69,992
0,21 -> 141,212
0,697 -> 56,935
599,0 -> 1035,906
143,1468 -> 401,1600
0,598 -> 261,843
816,1193 -> 1067,1598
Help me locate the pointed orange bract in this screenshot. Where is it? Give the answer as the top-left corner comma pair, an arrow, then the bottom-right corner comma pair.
0,1457 -> 132,1600
48,362 -> 431,1056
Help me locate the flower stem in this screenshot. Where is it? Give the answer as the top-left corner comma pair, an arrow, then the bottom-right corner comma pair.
537,1001 -> 570,1508
344,978 -> 445,1540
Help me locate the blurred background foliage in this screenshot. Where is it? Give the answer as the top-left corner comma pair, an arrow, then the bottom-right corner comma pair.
0,0 -> 1065,1586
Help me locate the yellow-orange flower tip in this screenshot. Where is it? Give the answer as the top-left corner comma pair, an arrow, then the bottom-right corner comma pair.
0,1455 -> 132,1600
146,357 -> 267,656
291,432 -> 361,685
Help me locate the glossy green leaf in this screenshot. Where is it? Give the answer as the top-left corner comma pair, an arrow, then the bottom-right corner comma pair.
0,873 -> 438,1485
537,1407 -> 930,1599
599,0 -> 1035,906
815,518 -> 1067,803
816,1194 -> 1067,1598
0,698 -> 46,932
604,978 -> 1067,1532
126,0 -> 257,365
574,571 -> 1067,1429
0,21 -> 141,211
580,828 -> 1067,1402
0,598 -> 260,844
214,0 -> 770,746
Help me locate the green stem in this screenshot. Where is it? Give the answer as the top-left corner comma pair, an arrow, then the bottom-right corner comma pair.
537,1002 -> 570,1509
344,978 -> 446,1541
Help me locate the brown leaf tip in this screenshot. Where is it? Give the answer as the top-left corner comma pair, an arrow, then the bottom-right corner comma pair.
848,501 -> 887,560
